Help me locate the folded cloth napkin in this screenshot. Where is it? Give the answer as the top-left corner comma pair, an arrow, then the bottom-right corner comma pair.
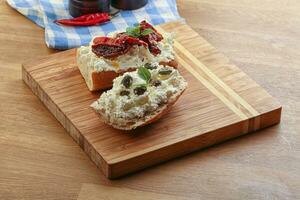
7,0 -> 182,49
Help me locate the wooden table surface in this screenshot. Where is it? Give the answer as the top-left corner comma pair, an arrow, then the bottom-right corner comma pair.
0,0 -> 299,199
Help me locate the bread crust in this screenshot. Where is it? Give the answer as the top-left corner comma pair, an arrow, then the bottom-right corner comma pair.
90,68 -> 135,91
159,59 -> 178,69
138,89 -> 183,126
89,60 -> 178,91
89,59 -> 178,91
99,87 -> 186,130
77,46 -> 178,91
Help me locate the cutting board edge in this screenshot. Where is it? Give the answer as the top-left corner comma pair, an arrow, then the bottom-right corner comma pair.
22,64 -> 111,177
104,106 -> 281,179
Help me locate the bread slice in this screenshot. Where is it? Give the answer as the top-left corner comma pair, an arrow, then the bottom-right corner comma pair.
77,32 -> 178,91
105,88 -> 185,130
91,64 -> 187,130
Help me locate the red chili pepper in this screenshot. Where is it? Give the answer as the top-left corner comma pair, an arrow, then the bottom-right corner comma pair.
54,13 -> 111,26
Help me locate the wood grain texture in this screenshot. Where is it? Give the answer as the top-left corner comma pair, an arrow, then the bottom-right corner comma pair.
22,22 -> 281,178
77,183 -> 194,200
1,0 -> 300,199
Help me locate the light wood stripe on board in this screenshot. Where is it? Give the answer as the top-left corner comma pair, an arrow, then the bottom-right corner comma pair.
176,54 -> 248,120
156,25 -> 260,128
173,40 -> 260,117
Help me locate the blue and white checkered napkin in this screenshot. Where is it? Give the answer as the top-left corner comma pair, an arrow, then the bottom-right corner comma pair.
7,0 -> 182,49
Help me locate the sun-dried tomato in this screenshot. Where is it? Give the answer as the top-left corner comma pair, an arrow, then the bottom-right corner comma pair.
139,20 -> 164,55
92,35 -> 148,59
91,21 -> 164,58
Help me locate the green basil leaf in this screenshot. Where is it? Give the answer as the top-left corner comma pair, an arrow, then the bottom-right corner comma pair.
138,66 -> 151,83
125,27 -> 133,33
125,32 -> 137,37
141,28 -> 153,36
132,83 -> 148,88
125,26 -> 141,38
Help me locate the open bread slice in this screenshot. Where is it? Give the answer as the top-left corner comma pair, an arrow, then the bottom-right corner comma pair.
91,64 -> 187,130
77,46 -> 177,90
77,21 -> 178,91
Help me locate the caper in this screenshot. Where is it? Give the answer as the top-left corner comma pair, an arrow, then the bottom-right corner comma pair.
144,63 -> 157,70
123,102 -> 134,111
136,96 -> 149,105
134,86 -> 147,95
151,79 -> 161,87
158,68 -> 172,75
121,75 -> 133,88
120,90 -> 130,96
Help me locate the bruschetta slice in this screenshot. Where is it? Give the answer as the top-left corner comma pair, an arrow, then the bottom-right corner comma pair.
77,20 -> 178,91
91,63 -> 187,130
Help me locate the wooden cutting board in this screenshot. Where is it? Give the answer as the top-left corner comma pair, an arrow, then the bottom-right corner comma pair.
22,21 -> 281,179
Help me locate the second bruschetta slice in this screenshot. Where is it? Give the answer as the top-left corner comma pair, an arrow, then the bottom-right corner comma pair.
91,63 -> 187,130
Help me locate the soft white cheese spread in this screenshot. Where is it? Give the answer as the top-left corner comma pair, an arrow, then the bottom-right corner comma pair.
77,33 -> 175,73
91,64 -> 187,127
